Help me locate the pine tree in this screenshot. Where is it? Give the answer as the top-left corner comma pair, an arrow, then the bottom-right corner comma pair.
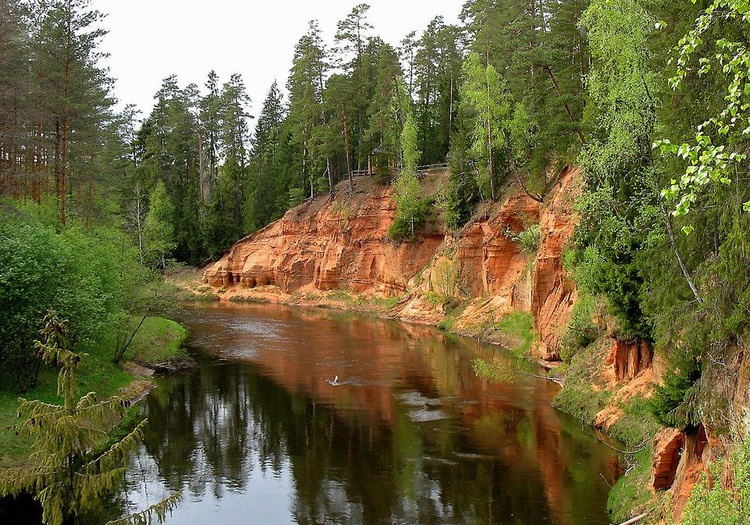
365,43 -> 403,182
0,313 -> 180,525
30,0 -> 115,226
334,3 -> 374,172
413,17 -> 464,164
140,75 -> 202,264
0,0 -> 29,199
198,70 -> 221,207
287,20 -> 328,199
247,81 -> 286,230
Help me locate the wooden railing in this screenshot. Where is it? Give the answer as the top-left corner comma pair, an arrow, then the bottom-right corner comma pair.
349,163 -> 449,179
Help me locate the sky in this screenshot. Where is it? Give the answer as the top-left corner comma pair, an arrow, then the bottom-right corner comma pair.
90,0 -> 463,121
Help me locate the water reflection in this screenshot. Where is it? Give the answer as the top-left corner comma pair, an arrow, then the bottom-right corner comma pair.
122,304 -> 617,524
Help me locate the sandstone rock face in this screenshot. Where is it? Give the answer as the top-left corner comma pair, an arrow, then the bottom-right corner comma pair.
651,428 -> 686,491
531,167 -> 582,361
401,192 -> 540,327
203,178 -> 444,296
606,338 -> 654,382
454,194 -> 539,298
204,169 -> 582,360
651,425 -> 725,521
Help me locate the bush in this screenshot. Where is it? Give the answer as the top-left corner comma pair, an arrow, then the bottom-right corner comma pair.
288,187 -> 306,208
649,355 -> 701,428
560,293 -> 600,362
681,438 -> 750,525
388,195 -> 434,241
507,224 -> 541,254
0,206 -> 139,391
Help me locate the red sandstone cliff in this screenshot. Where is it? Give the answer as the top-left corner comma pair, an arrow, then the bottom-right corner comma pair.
530,167 -> 582,361
203,168 -> 583,360
203,177 -> 443,296
199,166 -> 750,523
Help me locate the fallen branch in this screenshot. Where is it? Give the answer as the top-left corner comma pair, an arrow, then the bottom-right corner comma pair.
580,419 -> 649,455
618,513 -> 649,525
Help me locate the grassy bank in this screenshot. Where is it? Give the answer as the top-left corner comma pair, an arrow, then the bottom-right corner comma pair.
553,338 -> 661,523
0,316 -> 187,466
116,316 -> 189,363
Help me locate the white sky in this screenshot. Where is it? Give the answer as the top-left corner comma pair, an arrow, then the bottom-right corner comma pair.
91,0 -> 463,120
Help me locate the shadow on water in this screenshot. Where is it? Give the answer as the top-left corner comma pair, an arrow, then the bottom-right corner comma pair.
4,303 -> 620,524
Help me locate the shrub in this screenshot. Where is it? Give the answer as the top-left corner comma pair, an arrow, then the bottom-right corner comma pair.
288,187 -> 306,208
649,355 -> 701,428
681,438 -> 750,525
515,224 -> 541,254
560,293 -> 600,362
388,195 -> 434,241
0,208 -> 138,391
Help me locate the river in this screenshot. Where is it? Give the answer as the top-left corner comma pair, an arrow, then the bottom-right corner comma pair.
116,303 -> 618,525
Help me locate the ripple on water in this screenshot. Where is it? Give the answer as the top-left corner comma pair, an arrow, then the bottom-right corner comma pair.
395,391 -> 443,407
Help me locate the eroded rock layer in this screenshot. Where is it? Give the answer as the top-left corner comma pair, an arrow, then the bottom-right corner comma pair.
203,169 -> 583,358
203,178 -> 443,295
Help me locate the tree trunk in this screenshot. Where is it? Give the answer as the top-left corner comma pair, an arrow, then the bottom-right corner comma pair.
543,65 -> 586,145
342,110 -> 354,193
662,206 -> 702,303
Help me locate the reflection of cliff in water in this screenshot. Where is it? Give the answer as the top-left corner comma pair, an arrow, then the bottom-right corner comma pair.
125,304 -> 617,524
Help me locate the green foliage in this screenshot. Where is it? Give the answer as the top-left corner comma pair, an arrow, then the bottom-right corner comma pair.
443,131 -> 479,230
574,0 -> 660,340
0,314 -> 181,525
412,17 -> 463,165
288,187 -> 306,208
430,257 -> 460,304
508,224 -> 541,254
649,355 -> 702,428
659,0 -> 750,220
0,206 -> 141,391
681,437 -> 750,525
401,112 -> 420,175
560,293 -> 600,362
553,341 -> 612,423
390,114 -> 433,241
607,447 -> 655,523
143,180 -> 176,268
462,52 -> 512,201
388,190 -> 434,241
491,312 -> 537,358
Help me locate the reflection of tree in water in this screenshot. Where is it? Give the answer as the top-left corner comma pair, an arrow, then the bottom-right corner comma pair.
122,305 -> 617,524
135,361 -> 612,525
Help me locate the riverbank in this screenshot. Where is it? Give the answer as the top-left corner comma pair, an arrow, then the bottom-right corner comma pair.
0,316 -> 189,467
190,170 -> 674,523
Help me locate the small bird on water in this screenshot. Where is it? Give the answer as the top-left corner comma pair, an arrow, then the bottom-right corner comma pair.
327,375 -> 340,386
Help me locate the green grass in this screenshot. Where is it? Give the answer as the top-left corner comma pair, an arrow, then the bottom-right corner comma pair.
0,316 -> 187,466
492,311 -> 538,357
553,341 -> 612,423
119,316 -> 188,364
437,315 -> 457,331
608,446 -> 657,523
0,346 -> 131,465
553,338 -> 663,524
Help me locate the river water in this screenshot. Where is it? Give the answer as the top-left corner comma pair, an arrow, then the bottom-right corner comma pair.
117,303 -> 618,525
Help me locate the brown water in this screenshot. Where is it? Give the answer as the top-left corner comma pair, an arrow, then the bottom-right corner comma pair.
119,303 -> 618,524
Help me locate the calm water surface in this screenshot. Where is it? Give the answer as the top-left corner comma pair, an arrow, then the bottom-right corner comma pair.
121,303 -> 618,524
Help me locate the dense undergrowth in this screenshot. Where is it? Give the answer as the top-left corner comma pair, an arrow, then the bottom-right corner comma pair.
0,199 -> 189,465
